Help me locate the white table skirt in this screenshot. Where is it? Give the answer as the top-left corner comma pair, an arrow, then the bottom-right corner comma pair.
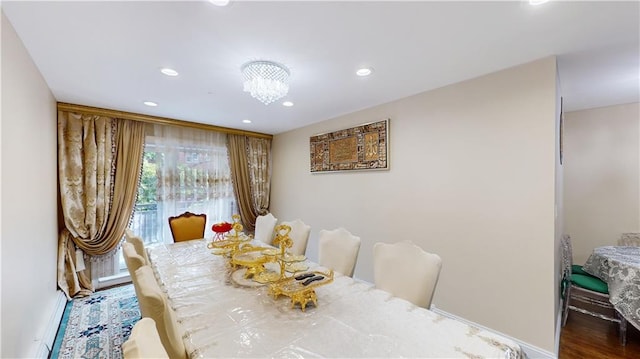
147,239 -> 524,359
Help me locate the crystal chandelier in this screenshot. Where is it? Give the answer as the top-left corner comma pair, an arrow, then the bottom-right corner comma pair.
241,60 -> 290,105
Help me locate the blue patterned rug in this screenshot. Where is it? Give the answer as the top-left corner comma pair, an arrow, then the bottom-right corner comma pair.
51,284 -> 140,359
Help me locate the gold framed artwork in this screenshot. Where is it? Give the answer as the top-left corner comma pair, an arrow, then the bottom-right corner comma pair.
310,119 -> 389,173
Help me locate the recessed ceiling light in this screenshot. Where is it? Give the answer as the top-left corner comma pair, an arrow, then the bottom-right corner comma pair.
242,119 -> 252,124
356,67 -> 373,77
209,0 -> 230,6
143,101 -> 158,107
160,68 -> 179,76
529,0 -> 549,5
282,101 -> 294,107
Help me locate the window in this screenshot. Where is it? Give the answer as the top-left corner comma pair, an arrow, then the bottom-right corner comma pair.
128,125 -> 237,246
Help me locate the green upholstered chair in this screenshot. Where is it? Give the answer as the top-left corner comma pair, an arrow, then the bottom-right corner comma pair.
560,234 -> 627,345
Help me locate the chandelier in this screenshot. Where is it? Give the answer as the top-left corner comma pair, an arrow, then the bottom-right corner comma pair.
241,60 -> 290,105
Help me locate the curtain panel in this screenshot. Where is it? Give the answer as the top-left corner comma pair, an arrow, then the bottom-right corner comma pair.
57,111 -> 144,298
227,134 -> 272,232
247,137 -> 272,216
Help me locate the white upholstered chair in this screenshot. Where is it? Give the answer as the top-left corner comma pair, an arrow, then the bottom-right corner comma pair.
373,240 -> 442,308
281,219 -> 311,256
125,229 -> 150,265
122,242 -> 146,278
318,227 -> 361,277
134,266 -> 188,359
254,213 -> 278,245
122,317 -> 169,359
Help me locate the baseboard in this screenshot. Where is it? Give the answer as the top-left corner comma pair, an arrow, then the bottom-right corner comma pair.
30,290 -> 68,358
430,305 -> 556,359
96,271 -> 131,290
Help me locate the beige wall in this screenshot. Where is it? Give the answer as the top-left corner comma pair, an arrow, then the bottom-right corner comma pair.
271,57 -> 558,352
564,103 -> 640,264
1,12 -> 59,357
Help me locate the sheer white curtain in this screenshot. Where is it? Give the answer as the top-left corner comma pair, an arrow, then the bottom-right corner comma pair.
149,124 -> 236,243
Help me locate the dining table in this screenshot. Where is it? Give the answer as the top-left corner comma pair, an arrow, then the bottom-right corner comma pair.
582,245 -> 640,331
146,238 -> 525,358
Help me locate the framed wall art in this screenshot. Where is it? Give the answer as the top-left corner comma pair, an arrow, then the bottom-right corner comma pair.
310,119 -> 389,173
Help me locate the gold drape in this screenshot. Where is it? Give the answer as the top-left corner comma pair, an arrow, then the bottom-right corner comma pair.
57,111 -> 144,298
247,137 -> 271,216
227,134 -> 272,232
227,134 -> 257,231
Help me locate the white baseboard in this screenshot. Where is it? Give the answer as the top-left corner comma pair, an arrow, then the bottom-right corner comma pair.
95,271 -> 131,289
430,305 -> 556,359
30,290 -> 68,358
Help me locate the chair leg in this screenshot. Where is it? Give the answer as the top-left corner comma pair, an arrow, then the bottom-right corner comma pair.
617,312 -> 627,346
562,285 -> 571,327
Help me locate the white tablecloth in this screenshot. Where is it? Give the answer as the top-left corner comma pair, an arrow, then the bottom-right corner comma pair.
147,239 -> 524,358
583,246 -> 640,331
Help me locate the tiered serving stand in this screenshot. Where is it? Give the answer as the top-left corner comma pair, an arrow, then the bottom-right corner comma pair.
209,220 -> 332,311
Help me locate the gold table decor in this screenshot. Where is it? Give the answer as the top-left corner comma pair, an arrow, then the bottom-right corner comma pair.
207,214 -> 250,258
231,245 -> 273,278
268,270 -> 334,311
253,224 -> 294,283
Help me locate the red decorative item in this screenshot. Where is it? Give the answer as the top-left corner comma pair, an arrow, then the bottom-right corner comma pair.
212,222 -> 232,241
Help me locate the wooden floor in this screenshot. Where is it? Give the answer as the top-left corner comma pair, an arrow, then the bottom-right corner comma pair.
559,309 -> 640,359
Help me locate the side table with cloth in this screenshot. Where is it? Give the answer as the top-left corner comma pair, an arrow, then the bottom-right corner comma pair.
146,239 -> 525,358
582,246 -> 640,331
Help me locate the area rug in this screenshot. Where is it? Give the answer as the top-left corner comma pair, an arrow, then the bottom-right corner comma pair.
51,284 -> 140,359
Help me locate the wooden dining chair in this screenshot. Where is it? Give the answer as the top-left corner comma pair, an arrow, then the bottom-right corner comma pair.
318,227 -> 361,277
122,317 -> 169,359
168,211 -> 207,242
373,240 -> 442,309
280,219 -> 311,256
560,234 -> 627,345
134,265 -> 188,359
254,213 -> 278,245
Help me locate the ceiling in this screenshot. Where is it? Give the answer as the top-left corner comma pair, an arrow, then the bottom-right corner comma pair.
2,1 -> 639,135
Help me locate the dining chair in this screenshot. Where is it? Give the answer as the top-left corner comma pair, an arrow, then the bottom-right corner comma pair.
122,242 -> 146,279
318,227 -> 361,277
560,234 -> 627,345
122,317 -> 169,359
619,232 -> 640,246
373,240 -> 442,308
280,219 -> 311,256
134,265 -> 188,359
125,229 -> 150,265
254,213 -> 278,245
168,211 -> 207,242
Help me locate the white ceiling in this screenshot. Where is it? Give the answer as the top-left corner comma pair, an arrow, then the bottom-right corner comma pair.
2,1 -> 639,135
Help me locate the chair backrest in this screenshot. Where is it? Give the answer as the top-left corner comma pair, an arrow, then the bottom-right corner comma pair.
318,227 -> 361,277
125,231 -> 150,265
619,232 -> 640,246
373,240 -> 442,308
168,212 -> 207,242
134,266 -> 187,359
123,242 -> 146,277
122,317 -> 169,359
254,213 -> 278,245
560,234 -> 573,279
281,219 -> 311,256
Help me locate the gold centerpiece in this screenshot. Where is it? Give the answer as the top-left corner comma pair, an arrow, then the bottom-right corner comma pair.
207,214 -> 250,257
231,245 -> 272,278
268,270 -> 334,311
